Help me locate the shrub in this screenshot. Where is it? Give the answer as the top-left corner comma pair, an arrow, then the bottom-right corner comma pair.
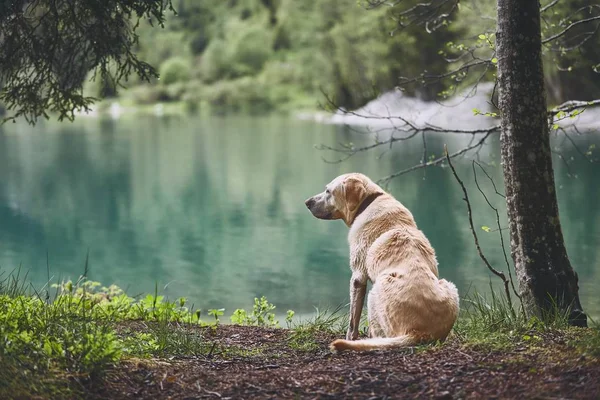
228,24 -> 273,77
202,77 -> 274,114
200,38 -> 230,83
159,57 -> 191,85
230,296 -> 279,327
129,85 -> 171,104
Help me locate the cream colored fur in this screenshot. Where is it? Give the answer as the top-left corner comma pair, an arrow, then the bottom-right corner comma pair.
305,173 -> 459,352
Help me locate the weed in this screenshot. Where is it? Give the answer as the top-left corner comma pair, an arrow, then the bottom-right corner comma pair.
230,296 -> 279,327
285,310 -> 295,328
208,308 -> 225,326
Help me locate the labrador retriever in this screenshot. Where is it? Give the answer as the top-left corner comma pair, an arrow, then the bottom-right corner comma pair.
305,173 -> 459,351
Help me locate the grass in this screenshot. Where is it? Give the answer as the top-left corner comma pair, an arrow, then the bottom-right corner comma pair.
287,305 -> 347,351
454,284 -> 600,353
0,269 -> 599,399
0,270 -> 282,399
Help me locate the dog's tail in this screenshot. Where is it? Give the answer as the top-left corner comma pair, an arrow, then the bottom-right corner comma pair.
330,334 -> 420,352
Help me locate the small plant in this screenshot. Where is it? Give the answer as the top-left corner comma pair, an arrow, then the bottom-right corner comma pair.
208,308 -> 225,325
285,310 -> 295,328
229,296 -> 279,327
121,332 -> 160,357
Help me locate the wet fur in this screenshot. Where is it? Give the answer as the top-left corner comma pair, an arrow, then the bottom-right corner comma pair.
305,173 -> 459,352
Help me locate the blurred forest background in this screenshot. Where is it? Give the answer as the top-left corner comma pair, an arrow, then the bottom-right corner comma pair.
1,0 -> 600,318
69,0 -> 600,116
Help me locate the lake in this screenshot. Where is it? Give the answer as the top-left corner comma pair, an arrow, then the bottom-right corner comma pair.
1,116 -> 599,321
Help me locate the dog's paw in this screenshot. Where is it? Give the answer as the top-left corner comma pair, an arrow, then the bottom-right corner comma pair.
329,339 -> 345,353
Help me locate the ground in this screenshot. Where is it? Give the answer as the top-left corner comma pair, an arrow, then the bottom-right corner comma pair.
78,324 -> 600,400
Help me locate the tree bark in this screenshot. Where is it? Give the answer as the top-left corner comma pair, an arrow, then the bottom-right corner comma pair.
496,0 -> 587,326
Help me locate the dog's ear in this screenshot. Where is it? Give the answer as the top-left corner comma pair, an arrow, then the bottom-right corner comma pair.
344,177 -> 366,214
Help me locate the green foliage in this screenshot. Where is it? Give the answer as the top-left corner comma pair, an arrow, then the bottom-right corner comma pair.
0,294 -> 121,375
208,308 -> 226,325
3,0 -> 599,120
121,332 -> 160,357
0,0 -> 176,124
119,0 -> 466,113
200,39 -> 230,83
210,78 -> 274,113
285,310 -> 295,328
230,296 -> 279,327
159,57 -> 192,85
227,23 -> 274,78
0,271 -> 264,395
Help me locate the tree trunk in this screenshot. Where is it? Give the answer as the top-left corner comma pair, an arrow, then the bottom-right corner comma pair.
496,0 -> 587,327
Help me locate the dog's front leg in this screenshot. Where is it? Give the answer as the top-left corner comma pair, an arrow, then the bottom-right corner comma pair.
347,272 -> 367,340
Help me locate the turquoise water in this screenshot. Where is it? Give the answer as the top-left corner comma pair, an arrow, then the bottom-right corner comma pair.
1,116 -> 599,320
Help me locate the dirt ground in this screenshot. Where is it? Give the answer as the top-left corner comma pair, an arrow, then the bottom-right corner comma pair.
90,325 -> 600,400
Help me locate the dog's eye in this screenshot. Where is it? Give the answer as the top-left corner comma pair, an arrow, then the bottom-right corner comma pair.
325,189 -> 331,195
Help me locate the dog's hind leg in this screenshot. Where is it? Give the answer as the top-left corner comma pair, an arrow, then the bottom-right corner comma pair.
367,287 -> 385,338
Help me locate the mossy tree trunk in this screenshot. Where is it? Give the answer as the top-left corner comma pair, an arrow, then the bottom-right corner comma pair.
496,0 -> 587,327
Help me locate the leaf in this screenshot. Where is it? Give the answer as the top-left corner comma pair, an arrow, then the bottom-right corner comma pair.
481,226 -> 491,232
478,34 -> 486,40
491,57 -> 498,64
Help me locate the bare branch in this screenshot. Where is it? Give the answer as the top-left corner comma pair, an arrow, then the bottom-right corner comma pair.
398,59 -> 490,90
541,0 -> 561,14
472,161 -> 523,311
551,150 -> 575,178
473,161 -> 505,198
316,130 -> 420,158
542,15 -> 600,44
377,130 -> 497,186
558,127 -> 599,164
365,0 -> 460,31
549,99 -> 600,117
444,145 -> 515,311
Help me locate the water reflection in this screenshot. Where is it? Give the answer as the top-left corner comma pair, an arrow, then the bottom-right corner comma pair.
0,117 -> 598,319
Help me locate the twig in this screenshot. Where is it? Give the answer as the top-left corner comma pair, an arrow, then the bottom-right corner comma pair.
551,150 -> 575,177
377,130 -> 495,187
549,99 -> 600,117
472,161 -> 525,316
542,15 -> 600,44
196,382 -> 222,398
473,161 -> 505,198
444,145 -> 514,310
541,0 -> 561,13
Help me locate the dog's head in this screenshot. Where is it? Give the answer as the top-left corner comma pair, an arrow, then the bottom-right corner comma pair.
304,173 -> 383,226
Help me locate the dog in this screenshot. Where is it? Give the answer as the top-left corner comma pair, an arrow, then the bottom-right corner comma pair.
305,173 -> 459,351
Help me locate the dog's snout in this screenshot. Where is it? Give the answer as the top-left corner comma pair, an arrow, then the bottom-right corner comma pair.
305,197 -> 315,209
